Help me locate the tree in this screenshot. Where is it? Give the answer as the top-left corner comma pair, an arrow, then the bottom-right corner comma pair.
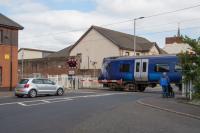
178,36 -> 200,98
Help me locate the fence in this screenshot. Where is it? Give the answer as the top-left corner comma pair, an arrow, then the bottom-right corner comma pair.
47,74 -> 103,90
182,80 -> 193,100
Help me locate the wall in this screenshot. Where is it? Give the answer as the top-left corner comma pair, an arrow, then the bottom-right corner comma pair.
18,50 -> 43,60
148,45 -> 160,55
70,29 -> 120,69
163,43 -> 191,54
0,44 -> 18,89
120,45 -> 159,56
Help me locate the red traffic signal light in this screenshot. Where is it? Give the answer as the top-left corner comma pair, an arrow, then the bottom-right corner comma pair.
67,59 -> 77,68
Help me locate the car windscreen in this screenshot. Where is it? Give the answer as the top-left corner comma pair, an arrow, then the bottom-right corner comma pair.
19,79 -> 29,84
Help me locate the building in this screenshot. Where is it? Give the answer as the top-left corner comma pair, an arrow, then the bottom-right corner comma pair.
19,25 -> 165,77
69,26 -> 165,69
163,36 -> 191,54
18,48 -> 55,60
0,13 -> 23,90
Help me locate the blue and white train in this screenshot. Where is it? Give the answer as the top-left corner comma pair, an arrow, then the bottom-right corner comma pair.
98,55 -> 182,91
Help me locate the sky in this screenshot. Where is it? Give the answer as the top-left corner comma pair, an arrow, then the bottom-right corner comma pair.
0,0 -> 200,51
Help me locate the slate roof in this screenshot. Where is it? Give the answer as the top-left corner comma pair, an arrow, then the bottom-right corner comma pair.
0,13 -> 23,30
92,26 -> 154,51
47,45 -> 73,58
47,25 -> 165,58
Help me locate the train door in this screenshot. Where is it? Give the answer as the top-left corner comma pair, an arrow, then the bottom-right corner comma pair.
134,59 -> 149,81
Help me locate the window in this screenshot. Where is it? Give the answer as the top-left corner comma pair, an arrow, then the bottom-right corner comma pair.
120,64 -> 130,72
0,30 -> 3,44
43,79 -> 54,85
154,64 -> 169,72
136,62 -> 140,72
125,52 -> 130,56
19,79 -> 29,84
142,62 -> 147,72
0,67 -> 2,85
175,64 -> 182,72
136,53 -> 140,56
32,79 -> 43,84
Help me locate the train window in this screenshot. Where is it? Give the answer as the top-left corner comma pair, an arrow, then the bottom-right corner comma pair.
120,64 -> 130,72
143,62 -> 147,72
154,64 -> 169,72
175,64 -> 182,72
136,62 -> 140,72
0,66 -> 2,85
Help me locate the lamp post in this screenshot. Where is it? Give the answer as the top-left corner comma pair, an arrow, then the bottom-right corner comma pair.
134,17 -> 145,56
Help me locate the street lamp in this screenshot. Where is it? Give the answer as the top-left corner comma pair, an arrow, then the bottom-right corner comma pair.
134,17 -> 145,56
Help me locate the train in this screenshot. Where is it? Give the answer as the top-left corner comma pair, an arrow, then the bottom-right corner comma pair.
98,54 -> 182,92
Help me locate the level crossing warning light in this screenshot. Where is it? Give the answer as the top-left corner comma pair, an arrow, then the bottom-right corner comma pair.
67,58 -> 77,68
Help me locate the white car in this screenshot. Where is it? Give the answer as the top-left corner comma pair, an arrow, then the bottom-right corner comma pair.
15,78 -> 64,98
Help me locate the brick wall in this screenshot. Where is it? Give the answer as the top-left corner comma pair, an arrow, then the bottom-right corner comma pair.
0,45 -> 18,89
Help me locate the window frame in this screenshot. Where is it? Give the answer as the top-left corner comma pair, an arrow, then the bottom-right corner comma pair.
43,79 -> 54,85
142,62 -> 147,72
154,64 -> 170,72
0,66 -> 2,85
32,79 -> 43,84
136,62 -> 140,72
120,64 -> 130,73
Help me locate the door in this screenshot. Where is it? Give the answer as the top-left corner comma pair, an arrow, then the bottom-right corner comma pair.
43,79 -> 57,94
32,79 -> 45,94
134,59 -> 149,81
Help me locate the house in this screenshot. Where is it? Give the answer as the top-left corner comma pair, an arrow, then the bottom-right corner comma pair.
163,36 -> 192,54
18,48 -> 55,60
0,13 -> 23,90
19,25 -> 165,77
68,25 -> 165,70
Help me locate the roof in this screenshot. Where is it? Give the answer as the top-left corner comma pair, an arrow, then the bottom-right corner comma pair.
18,48 -> 56,53
105,54 -> 177,61
46,45 -> 73,58
48,25 -> 164,58
71,25 -> 157,52
0,13 -> 24,30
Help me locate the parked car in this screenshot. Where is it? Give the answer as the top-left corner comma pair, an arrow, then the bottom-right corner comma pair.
15,78 -> 64,98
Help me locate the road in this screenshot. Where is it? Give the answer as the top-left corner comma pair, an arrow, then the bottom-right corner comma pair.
0,89 -> 199,133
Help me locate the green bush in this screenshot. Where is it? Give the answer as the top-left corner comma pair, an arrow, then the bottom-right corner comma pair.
178,36 -> 200,98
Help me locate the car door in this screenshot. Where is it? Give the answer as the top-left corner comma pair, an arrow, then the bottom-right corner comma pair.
32,79 -> 45,94
43,79 -> 57,94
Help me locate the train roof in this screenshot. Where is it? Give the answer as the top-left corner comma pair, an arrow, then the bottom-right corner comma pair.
104,54 -> 177,61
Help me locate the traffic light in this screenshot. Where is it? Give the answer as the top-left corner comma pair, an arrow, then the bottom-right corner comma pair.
67,59 -> 77,68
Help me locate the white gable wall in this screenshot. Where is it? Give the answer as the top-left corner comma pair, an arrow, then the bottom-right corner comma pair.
70,29 -> 120,69
163,43 -> 192,54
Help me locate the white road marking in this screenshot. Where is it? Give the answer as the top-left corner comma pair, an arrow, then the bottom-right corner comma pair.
0,92 -> 128,107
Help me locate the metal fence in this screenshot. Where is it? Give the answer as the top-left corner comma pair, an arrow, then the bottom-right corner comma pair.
47,74 -> 103,89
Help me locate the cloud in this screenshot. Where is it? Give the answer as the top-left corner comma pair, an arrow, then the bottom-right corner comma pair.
2,0 -> 200,50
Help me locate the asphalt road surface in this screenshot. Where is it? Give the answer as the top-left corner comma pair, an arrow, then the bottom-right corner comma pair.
0,89 -> 199,133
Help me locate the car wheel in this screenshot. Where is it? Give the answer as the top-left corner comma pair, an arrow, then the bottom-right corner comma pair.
57,88 -> 64,96
29,89 -> 37,98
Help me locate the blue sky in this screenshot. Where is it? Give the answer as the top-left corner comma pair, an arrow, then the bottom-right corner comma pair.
40,0 -> 96,11
0,0 -> 200,51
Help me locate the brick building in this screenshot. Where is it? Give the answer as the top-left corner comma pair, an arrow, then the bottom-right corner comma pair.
0,13 -> 23,90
